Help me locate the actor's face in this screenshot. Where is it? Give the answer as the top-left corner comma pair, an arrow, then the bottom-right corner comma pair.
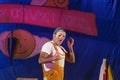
53,30 -> 66,45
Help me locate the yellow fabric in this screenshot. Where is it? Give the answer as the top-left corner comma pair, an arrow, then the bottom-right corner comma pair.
107,65 -> 113,80
42,43 -> 65,80
43,61 -> 64,80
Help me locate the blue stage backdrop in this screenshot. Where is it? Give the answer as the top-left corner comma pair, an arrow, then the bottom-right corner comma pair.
0,0 -> 120,80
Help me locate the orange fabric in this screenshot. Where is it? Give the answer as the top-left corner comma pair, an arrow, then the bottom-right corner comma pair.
42,42 -> 65,80
43,61 -> 64,80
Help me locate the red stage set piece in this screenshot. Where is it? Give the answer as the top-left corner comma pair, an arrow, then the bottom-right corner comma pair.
0,4 -> 97,36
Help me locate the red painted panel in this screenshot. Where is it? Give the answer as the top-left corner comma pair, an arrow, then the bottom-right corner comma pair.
0,4 -> 98,36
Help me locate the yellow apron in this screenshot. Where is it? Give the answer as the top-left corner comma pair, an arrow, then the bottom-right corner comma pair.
42,43 -> 65,80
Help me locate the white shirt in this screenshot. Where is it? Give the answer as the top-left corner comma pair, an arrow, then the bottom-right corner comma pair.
41,41 -> 67,71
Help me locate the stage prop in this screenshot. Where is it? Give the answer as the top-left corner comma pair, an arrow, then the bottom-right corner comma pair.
0,4 -> 97,36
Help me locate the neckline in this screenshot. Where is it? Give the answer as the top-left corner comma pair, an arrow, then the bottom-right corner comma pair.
50,40 -> 59,46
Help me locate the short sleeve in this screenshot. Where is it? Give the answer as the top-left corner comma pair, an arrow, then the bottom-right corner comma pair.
41,42 -> 53,55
